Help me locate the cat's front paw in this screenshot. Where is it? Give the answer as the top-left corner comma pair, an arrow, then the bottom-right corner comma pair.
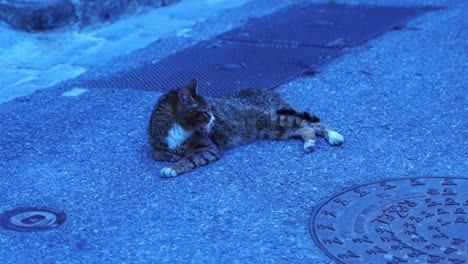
160,167 -> 178,178
327,131 -> 344,146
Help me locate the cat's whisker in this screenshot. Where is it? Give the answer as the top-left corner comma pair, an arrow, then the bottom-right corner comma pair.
205,113 -> 215,132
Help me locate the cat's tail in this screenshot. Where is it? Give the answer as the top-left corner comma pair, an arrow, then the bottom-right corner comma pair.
276,108 -> 320,123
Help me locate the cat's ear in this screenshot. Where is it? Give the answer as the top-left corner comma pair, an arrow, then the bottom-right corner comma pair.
178,88 -> 194,106
187,79 -> 198,96
178,79 -> 198,105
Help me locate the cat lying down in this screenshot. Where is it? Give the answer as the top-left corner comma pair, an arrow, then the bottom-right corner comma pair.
148,79 -> 344,177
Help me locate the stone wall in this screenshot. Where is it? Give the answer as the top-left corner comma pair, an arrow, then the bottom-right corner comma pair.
0,0 -> 180,32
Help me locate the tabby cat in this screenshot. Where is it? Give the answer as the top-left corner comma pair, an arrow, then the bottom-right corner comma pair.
148,79 -> 344,177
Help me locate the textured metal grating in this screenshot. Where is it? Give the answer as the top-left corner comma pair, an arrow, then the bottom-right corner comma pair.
78,4 -> 440,96
82,41 -> 340,97
221,4 -> 441,48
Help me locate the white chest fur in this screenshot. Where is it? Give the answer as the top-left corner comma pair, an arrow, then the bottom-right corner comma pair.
166,123 -> 193,150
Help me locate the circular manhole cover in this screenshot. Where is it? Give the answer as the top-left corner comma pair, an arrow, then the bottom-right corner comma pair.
310,177 -> 467,263
0,207 -> 67,232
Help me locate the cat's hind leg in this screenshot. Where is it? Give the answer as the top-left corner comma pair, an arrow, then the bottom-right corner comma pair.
272,112 -> 318,152
295,127 -> 317,152
274,110 -> 320,152
271,111 -> 343,151
310,122 -> 344,146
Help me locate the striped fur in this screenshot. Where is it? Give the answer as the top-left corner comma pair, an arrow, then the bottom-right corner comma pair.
276,108 -> 320,123
149,79 -> 344,177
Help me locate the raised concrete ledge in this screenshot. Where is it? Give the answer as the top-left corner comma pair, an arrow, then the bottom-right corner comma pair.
0,0 -> 180,32
0,0 -> 77,31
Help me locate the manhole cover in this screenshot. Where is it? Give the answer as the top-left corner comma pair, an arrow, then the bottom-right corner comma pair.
310,177 -> 467,263
0,207 -> 67,232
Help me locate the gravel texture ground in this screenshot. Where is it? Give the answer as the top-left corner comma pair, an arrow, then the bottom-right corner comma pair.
0,0 -> 466,263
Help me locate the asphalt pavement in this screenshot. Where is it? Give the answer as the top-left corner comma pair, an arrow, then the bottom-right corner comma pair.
0,0 -> 466,263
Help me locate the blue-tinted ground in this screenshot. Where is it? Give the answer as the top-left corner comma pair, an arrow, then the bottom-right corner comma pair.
0,0 -> 466,263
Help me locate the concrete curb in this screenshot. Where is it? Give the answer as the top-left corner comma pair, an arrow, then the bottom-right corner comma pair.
0,0 -> 77,31
0,0 -> 180,32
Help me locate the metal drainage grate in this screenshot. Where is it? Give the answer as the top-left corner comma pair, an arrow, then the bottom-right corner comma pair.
221,4 -> 441,48
310,177 -> 467,263
0,207 -> 67,232
82,41 -> 341,97
78,4 -> 440,96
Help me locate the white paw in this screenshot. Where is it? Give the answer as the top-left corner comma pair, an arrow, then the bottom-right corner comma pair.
304,140 -> 316,152
160,167 -> 178,178
327,131 -> 344,146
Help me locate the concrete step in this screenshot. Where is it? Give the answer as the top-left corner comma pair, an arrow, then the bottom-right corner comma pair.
0,0 -> 77,31
0,0 -> 179,32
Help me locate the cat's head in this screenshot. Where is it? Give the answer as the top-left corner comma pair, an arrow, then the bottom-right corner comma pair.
176,79 -> 214,132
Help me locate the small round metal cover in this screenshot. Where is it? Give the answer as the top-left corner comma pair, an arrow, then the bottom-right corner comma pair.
0,207 -> 67,232
310,177 -> 467,263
